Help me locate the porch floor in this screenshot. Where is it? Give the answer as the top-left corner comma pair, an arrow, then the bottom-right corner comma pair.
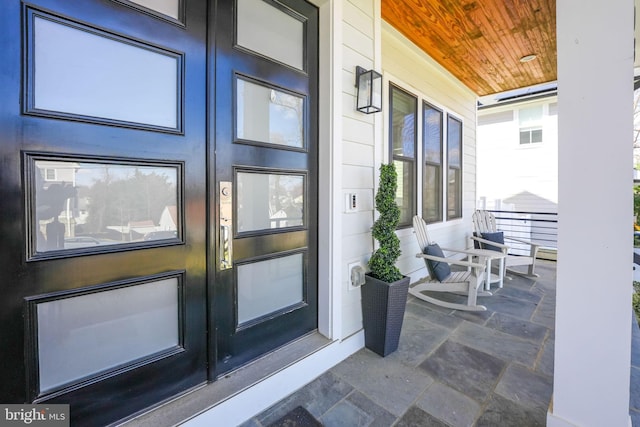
243,261 -> 558,426
242,260 -> 565,426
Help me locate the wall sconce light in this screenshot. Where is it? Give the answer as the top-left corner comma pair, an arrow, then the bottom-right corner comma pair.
355,66 -> 382,114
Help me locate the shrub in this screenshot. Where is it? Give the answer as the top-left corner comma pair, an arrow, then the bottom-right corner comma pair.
368,163 -> 403,283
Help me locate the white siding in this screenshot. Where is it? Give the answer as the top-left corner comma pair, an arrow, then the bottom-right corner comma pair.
339,0 -> 377,338
332,0 -> 481,343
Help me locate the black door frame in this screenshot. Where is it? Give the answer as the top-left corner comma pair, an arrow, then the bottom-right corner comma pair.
0,1 -> 209,425
208,0 -> 319,378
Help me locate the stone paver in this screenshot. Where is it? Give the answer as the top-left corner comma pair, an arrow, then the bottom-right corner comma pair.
254,371 -> 352,425
484,312 -> 548,342
345,391 -> 396,427
394,406 -> 449,427
331,348 -> 433,416
480,294 -> 538,320
531,296 -> 555,329
418,340 -> 505,402
493,285 -> 543,304
386,317 -> 450,367
416,381 -> 481,426
451,321 -> 541,367
536,336 -> 554,377
475,393 -> 546,427
495,363 -> 553,411
405,300 -> 463,330
319,400 -> 370,427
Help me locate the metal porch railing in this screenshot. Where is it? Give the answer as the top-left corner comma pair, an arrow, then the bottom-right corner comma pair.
485,209 -> 558,260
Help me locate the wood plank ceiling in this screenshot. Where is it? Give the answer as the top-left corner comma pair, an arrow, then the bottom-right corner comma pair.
382,0 -> 557,96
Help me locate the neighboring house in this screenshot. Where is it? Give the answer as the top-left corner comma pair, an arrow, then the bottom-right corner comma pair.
476,91 -> 559,255
158,205 -> 178,231
477,90 -> 558,214
0,1 -> 633,427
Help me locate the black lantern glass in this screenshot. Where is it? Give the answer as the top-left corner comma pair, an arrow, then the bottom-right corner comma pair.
355,66 -> 382,114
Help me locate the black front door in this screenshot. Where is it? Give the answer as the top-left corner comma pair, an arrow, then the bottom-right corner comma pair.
0,1 -> 208,425
212,0 -> 319,374
0,0 -> 319,424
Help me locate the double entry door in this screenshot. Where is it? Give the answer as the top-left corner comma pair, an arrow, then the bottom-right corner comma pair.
0,0 -> 318,425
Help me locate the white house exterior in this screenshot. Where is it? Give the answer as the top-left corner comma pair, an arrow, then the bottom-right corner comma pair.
0,1 -> 634,427
477,94 -> 559,214
476,94 -> 559,257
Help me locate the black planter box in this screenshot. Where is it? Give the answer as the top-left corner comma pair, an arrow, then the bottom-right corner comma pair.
361,274 -> 410,357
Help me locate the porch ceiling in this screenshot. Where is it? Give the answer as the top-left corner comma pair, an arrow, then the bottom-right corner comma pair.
381,0 -> 557,96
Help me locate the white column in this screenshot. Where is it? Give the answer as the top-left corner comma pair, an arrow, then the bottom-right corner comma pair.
550,0 -> 634,426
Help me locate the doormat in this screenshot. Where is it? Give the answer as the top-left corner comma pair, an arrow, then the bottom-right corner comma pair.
267,406 -> 323,427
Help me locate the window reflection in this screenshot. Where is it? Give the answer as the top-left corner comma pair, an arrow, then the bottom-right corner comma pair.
33,160 -> 179,253
237,172 -> 304,233
236,78 -> 304,148
423,103 -> 443,223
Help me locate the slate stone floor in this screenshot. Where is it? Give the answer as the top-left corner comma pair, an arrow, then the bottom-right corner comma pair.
244,260 -> 640,427
243,261 -> 558,426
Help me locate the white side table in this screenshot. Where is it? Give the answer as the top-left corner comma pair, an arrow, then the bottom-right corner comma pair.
468,249 -> 506,291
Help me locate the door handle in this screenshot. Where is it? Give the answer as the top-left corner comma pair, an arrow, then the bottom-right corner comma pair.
219,181 -> 232,270
220,224 -> 232,270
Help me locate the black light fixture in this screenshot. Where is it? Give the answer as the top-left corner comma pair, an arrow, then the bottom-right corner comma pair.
355,66 -> 382,114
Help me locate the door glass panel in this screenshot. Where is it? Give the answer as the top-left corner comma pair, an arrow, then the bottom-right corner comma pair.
31,159 -> 179,255
236,78 -> 305,148
237,172 -> 304,233
236,0 -> 304,70
31,15 -> 180,129
237,253 -> 304,325
128,0 -> 181,19
36,277 -> 179,393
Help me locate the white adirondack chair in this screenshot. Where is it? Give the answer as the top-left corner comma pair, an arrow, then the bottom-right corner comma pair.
411,216 -> 492,312
471,210 -> 540,278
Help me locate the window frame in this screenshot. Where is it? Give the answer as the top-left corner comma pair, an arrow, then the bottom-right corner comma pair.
388,83 -> 417,229
422,101 -> 443,224
518,105 -> 543,145
446,114 -> 463,221
386,79 -> 465,228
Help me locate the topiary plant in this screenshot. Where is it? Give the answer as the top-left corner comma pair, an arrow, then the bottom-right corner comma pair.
368,163 -> 403,283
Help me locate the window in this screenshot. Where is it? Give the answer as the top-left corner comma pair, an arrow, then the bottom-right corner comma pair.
447,115 -> 462,220
519,105 -> 543,144
387,81 -> 463,226
29,157 -> 181,258
422,102 -> 443,223
44,168 -> 57,181
389,84 -> 417,228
